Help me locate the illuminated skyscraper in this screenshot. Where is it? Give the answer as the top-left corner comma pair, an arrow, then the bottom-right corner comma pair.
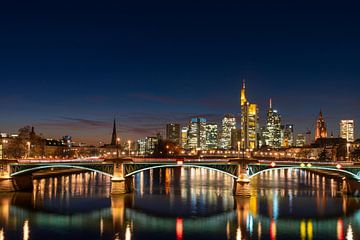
281,124 -> 294,147
166,123 -> 181,144
240,80 -> 258,150
262,98 -> 282,148
315,111 -> 327,140
188,117 -> 207,150
340,120 -> 354,142
220,114 -> 236,149
205,123 -> 218,149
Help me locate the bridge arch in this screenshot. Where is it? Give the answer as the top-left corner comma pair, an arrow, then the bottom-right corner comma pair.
10,164 -> 114,178
125,164 -> 238,179
248,166 -> 360,181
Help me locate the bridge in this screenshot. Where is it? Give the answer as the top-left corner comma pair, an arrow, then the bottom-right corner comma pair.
1,158 -> 360,195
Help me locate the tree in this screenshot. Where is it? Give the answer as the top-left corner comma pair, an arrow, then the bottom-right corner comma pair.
317,149 -> 331,162
5,126 -> 45,159
6,137 -> 26,159
351,149 -> 360,161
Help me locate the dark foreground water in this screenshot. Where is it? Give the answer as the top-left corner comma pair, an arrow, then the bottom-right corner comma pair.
0,168 -> 360,240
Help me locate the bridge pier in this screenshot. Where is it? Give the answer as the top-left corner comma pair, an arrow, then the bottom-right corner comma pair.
0,161 -> 33,192
342,179 -> 360,196
111,159 -> 134,195
232,159 -> 252,196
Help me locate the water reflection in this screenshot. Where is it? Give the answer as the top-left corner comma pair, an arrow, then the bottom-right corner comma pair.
0,168 -> 359,239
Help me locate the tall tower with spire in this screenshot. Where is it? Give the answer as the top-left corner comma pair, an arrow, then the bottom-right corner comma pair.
262,98 -> 281,148
111,118 -> 118,145
315,110 -> 327,140
240,79 -> 259,150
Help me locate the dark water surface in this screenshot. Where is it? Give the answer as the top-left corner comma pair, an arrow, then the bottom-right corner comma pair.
0,168 -> 359,239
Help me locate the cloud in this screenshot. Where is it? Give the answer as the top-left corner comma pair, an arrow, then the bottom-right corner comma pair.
36,117 -> 110,130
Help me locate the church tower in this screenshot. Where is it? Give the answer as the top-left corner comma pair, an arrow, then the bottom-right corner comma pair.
111,118 -> 118,145
315,110 -> 327,140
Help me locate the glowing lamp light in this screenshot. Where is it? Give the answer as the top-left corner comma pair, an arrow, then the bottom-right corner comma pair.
336,164 -> 342,169
177,160 -> 184,165
300,163 -> 305,168
307,163 -> 312,168
270,162 -> 276,167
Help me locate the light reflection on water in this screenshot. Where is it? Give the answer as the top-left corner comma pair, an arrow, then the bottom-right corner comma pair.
0,168 -> 359,239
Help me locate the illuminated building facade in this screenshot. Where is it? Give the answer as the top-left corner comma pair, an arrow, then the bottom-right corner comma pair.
220,114 -> 236,149
188,117 -> 207,150
205,123 -> 218,149
145,136 -> 158,155
281,124 -> 294,147
315,111 -> 327,140
137,139 -> 146,155
340,120 -> 354,142
240,80 -> 258,150
262,98 -> 282,148
166,123 -> 181,144
181,126 -> 188,148
296,133 -> 306,147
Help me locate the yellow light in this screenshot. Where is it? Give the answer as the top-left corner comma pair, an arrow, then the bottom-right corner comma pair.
300,163 -> 305,168
336,164 -> 342,169
270,162 -> 276,167
307,163 -> 312,168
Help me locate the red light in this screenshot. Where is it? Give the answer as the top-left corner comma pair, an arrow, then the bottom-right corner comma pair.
176,218 -> 183,240
270,220 -> 276,240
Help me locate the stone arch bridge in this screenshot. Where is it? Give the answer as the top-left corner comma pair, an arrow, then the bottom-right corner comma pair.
1,159 -> 360,195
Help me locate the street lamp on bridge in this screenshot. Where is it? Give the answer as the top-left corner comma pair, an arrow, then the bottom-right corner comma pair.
127,140 -> 131,157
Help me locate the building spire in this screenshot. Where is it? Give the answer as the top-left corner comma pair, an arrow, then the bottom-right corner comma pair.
111,117 -> 117,145
240,79 -> 247,106
269,98 -> 272,109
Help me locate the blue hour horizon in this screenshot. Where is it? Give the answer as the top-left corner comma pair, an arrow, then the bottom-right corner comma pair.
1,1 -> 360,144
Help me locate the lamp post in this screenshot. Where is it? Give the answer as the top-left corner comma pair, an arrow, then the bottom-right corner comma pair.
26,141 -> 31,159
128,140 -> 131,157
116,138 -> 120,158
241,138 -> 245,159
347,143 -> 351,161
237,141 -> 241,159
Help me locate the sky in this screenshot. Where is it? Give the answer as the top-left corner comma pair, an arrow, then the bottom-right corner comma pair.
0,1 -> 360,144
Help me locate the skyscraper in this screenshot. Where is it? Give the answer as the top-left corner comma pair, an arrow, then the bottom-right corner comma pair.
188,117 -> 207,150
281,124 -> 294,147
240,80 -> 258,150
205,123 -> 218,149
262,98 -> 282,148
220,114 -> 236,149
315,111 -> 327,140
166,123 -> 181,144
340,120 -> 354,142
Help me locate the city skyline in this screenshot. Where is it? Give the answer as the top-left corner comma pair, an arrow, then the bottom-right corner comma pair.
1,1 -> 360,143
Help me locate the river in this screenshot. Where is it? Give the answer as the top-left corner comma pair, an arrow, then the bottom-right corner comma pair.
0,167 -> 359,239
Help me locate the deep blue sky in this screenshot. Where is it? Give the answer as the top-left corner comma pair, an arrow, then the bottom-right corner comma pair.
0,1 -> 359,144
